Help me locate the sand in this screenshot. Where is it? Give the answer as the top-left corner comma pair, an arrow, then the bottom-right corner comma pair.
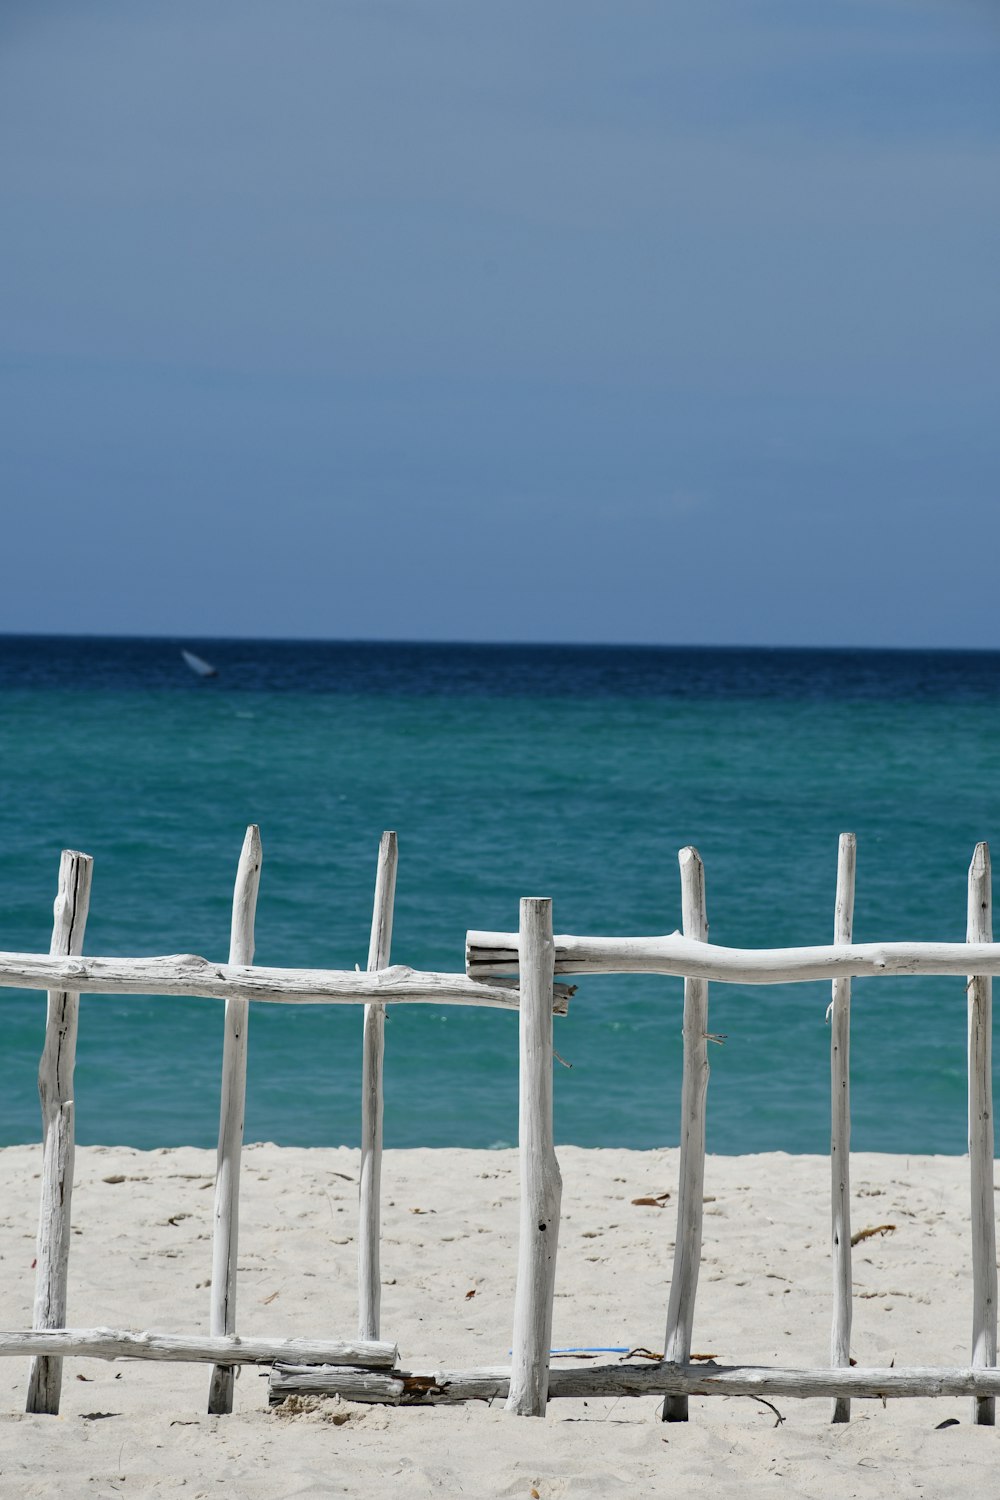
0,1143 -> 994,1498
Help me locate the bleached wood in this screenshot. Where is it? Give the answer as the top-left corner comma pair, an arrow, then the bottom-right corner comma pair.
269,1359 -> 1000,1405
0,953 -> 568,1011
506,898 -> 562,1417
663,846 -> 709,1422
4,1329 -> 395,1366
830,832 -> 857,1424
208,825 -> 263,1414
359,830 -> 398,1343
968,842 -> 997,1426
26,850 -> 94,1416
273,1366 -> 408,1403
467,931 -> 1000,984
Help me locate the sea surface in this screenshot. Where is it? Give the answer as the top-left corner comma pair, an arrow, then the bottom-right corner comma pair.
2,635 -> 1000,1157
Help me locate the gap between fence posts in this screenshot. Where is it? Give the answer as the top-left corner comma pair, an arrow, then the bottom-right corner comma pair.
208,825 -> 262,1415
663,846 -> 709,1423
359,831 -> 398,1343
507,897 -> 561,1417
26,849 -> 94,1416
968,841 -> 997,1426
830,832 -> 857,1424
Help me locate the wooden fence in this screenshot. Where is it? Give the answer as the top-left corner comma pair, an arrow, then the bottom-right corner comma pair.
0,827 -> 568,1417
2,829 -> 1000,1426
458,837 -> 1000,1423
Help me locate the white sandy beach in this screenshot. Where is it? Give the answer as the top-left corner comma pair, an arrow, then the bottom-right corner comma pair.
0,1143 -> 994,1498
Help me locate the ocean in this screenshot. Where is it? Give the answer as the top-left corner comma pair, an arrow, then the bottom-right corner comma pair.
2,635 -> 999,1156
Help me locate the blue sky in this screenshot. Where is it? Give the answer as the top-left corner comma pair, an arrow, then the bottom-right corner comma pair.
3,1 -> 998,645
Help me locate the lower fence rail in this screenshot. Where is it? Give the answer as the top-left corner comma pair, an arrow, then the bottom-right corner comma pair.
1,1328 -> 397,1368
268,1359 -> 1000,1406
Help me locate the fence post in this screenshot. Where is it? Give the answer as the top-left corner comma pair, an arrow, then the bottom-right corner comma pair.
26,850 -> 94,1415
968,841 -> 997,1426
663,846 -> 709,1422
507,897 -> 561,1416
830,832 -> 857,1423
358,830 -> 398,1342
208,825 -> 262,1415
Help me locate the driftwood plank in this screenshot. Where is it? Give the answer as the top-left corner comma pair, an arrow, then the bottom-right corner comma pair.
270,1359 -> 1000,1405
0,953 -> 568,1011
26,850 -> 94,1416
663,847 -> 709,1423
830,832 -> 857,1424
6,1329 -> 395,1366
506,898 -> 562,1417
968,842 -> 997,1426
359,830 -> 398,1342
467,931 -> 1000,984
208,826 -> 263,1414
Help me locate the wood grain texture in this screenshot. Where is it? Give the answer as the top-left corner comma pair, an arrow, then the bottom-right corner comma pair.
270,1359 -> 1000,1405
467,931 -> 1000,984
0,953 -> 568,1010
6,1329 -> 395,1366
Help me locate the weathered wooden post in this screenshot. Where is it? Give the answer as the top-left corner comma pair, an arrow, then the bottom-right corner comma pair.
830,832 -> 857,1423
208,825 -> 262,1414
506,897 -> 561,1417
358,830 -> 398,1342
26,849 -> 94,1415
663,846 -> 709,1422
968,841 -> 997,1426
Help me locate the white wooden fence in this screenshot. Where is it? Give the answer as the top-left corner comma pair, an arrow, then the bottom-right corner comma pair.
2,829 -> 999,1426
0,828 -> 568,1416
458,837 -> 1000,1424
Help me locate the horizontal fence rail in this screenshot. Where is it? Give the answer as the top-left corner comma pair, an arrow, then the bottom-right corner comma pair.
467,932 -> 1000,984
0,953 -> 571,1011
0,1330 -> 397,1366
269,1359 -> 1000,1406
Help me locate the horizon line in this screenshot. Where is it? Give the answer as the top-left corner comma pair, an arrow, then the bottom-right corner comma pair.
1,629 -> 999,656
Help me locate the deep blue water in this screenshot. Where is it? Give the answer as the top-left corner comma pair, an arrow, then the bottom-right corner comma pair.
2,635 -> 999,1155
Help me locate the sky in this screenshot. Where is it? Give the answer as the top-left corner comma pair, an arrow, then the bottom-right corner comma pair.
2,0 -> 998,647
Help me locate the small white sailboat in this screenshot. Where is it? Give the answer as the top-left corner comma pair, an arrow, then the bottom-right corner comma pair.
181,648 -> 219,679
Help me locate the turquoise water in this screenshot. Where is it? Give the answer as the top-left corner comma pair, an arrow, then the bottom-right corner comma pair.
2,638 -> 999,1155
